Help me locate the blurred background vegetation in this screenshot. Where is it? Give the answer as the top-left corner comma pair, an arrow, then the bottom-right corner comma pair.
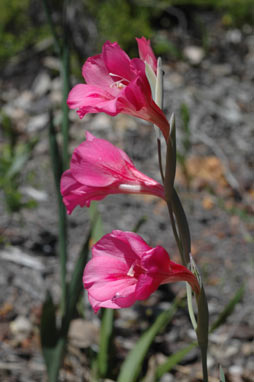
0,0 -> 253,65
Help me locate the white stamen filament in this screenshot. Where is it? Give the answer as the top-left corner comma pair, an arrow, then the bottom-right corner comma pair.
109,72 -> 130,89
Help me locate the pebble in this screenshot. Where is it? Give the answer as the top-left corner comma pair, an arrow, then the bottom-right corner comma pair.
32,72 -> 51,97
15,91 -> 33,110
226,29 -> 242,44
160,373 -> 174,382
20,187 -> 48,202
183,46 -> 205,65
90,113 -> 112,132
9,316 -> 32,341
27,114 -> 49,132
229,365 -> 243,375
68,319 -> 99,348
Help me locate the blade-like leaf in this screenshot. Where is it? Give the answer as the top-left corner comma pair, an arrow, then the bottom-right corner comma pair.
48,111 -> 68,314
219,365 -> 226,382
210,285 -> 244,333
62,230 -> 92,334
6,151 -> 30,179
132,216 -> 147,233
154,285 -> 244,380
98,308 -> 114,378
164,114 -> 176,203
89,202 -> 104,242
40,291 -> 59,373
156,342 -> 197,379
117,297 -> 181,382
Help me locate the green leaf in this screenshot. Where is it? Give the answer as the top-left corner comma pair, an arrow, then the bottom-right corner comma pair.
117,297 -> 181,382
132,216 -> 147,233
40,291 -> 59,372
98,308 -> 114,378
155,285 -> 244,380
172,188 -> 191,266
210,285 -> 244,333
48,110 -> 68,314
6,151 -> 30,179
89,201 -> 104,242
155,342 -> 197,379
62,231 -> 92,334
219,365 -> 226,382
164,113 -> 176,203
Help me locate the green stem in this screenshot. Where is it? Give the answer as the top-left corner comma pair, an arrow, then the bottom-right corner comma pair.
42,0 -> 62,56
48,113 -> 68,314
61,0 -> 70,171
61,43 -> 70,170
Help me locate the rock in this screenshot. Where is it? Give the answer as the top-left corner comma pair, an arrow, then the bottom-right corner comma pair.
32,72 -> 51,97
10,316 -> 32,341
20,187 -> 48,202
229,364 -> 243,375
68,319 -> 99,348
226,29 -> 242,44
212,64 -> 232,77
15,91 -> 34,111
160,373 -> 174,382
43,56 -> 61,71
90,114 -> 113,132
183,46 -> 205,65
27,114 -> 49,132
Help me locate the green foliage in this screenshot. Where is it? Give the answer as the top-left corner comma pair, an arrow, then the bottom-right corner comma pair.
98,309 -> 114,378
40,231 -> 92,381
0,113 -> 37,213
0,0 -> 49,63
154,285 -> 244,379
117,297 -> 181,382
85,0 -> 153,54
155,0 -> 253,25
219,365 -> 226,382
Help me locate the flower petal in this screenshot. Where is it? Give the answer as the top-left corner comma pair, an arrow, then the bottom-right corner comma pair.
67,84 -> 119,118
82,54 -> 114,88
136,37 -> 157,74
60,169 -> 91,213
102,41 -> 133,82
92,230 -> 143,265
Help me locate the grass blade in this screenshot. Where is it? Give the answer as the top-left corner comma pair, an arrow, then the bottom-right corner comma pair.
117,297 -> 181,382
219,365 -> 226,382
48,112 -> 68,314
156,342 -> 197,379
62,230 -> 92,334
154,285 -> 244,380
210,285 -> 244,333
98,308 -> 114,378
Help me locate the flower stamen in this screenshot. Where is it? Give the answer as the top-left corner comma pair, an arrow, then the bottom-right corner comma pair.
109,72 -> 130,89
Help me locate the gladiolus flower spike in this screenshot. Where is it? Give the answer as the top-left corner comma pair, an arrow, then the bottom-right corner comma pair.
83,230 -> 200,313
67,39 -> 170,141
60,132 -> 165,214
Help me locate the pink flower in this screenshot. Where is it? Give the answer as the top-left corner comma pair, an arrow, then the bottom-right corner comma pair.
136,37 -> 157,74
60,132 -> 164,214
83,230 -> 200,313
67,40 -> 169,141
